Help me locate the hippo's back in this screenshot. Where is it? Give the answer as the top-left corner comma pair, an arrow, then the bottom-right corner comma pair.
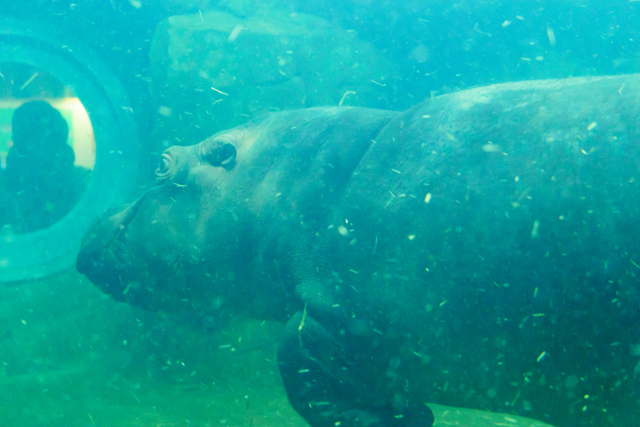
308,74 -> 640,419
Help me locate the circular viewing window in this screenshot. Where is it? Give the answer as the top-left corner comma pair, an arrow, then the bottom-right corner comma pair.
1,63 -> 96,234
0,20 -> 140,282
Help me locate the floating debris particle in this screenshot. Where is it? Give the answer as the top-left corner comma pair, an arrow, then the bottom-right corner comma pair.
228,25 -> 246,42
424,193 -> 432,203
211,87 -> 229,96
587,122 -> 597,131
339,91 -> 356,106
371,79 -> 386,87
408,235 -> 416,240
338,225 -> 349,236
422,114 -> 431,119
158,106 -> 172,116
547,27 -> 556,47
531,219 -> 540,238
473,23 -> 492,37
502,20 -> 512,27
482,143 -> 502,152
391,169 -> 401,174
536,351 -> 547,362
619,84 -> 625,94
20,72 -> 39,90
536,56 -> 544,61
297,303 -> 307,347
516,15 -> 525,20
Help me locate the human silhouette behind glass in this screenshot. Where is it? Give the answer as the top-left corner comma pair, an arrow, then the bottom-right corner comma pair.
0,100 -> 90,234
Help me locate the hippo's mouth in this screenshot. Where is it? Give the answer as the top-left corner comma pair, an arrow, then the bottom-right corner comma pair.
76,197 -> 143,303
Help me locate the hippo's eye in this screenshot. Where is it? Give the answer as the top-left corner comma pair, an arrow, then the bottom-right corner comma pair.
155,153 -> 172,179
200,136 -> 237,170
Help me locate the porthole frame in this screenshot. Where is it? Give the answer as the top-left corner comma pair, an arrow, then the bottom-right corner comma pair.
0,18 -> 140,282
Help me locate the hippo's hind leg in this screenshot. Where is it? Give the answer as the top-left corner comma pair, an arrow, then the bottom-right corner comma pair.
277,311 -> 434,427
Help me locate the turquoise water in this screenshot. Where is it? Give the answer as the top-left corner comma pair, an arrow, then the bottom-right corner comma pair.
0,271 -> 555,427
1,1 -> 640,426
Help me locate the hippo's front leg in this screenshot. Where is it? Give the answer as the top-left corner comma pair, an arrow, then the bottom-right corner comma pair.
277,311 -> 434,427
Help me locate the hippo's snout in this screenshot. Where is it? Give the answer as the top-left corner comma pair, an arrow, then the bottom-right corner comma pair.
76,197 -> 142,277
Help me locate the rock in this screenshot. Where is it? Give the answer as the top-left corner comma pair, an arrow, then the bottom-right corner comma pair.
149,10 -> 405,147
216,0 -> 292,17
140,0 -> 208,15
429,404 -> 555,427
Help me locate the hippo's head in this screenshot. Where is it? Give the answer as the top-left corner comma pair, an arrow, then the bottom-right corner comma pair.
77,127 -> 256,314
78,106 -> 392,319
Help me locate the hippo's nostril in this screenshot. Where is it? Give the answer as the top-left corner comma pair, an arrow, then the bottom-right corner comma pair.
155,153 -> 173,178
159,157 -> 169,171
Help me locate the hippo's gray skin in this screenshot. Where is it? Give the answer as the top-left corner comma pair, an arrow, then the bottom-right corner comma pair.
78,75 -> 640,427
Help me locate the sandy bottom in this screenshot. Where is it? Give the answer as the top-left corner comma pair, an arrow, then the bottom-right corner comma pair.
0,270 -> 554,427
0,361 -> 555,427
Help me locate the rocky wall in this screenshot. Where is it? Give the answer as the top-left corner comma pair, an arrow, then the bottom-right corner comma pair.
149,10 -> 410,148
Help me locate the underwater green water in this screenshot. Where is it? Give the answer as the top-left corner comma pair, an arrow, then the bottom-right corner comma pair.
1,1 -> 640,426
0,270 -> 302,426
0,270 -> 555,427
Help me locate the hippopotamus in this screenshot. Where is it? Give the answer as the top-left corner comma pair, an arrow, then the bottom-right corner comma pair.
77,75 -> 640,427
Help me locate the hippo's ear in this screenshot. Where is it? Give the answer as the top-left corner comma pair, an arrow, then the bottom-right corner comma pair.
200,135 -> 237,170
